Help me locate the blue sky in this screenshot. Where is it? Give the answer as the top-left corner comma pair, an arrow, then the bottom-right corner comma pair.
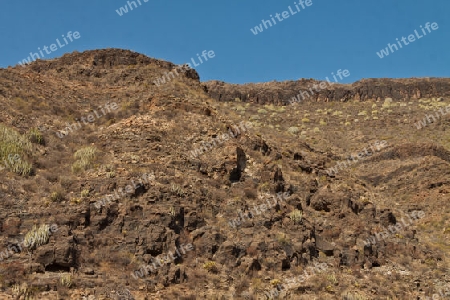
0,0 -> 448,84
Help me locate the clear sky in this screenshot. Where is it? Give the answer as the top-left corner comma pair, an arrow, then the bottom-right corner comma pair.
0,0 -> 448,84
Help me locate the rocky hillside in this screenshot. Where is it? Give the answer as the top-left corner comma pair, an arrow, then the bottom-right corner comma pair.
204,78 -> 450,104
0,49 -> 449,299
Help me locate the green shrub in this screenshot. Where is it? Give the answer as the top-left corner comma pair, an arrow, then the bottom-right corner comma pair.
289,209 -> 303,224
264,104 -> 275,111
100,164 -> 114,172
235,105 -> 246,112
0,124 -> 33,176
0,124 -> 31,154
24,224 -> 50,250
27,127 -> 45,145
382,98 -> 392,109
277,233 -> 291,245
60,274 -> 72,288
71,146 -> 98,173
170,184 -> 185,197
203,261 -> 218,273
8,157 -> 32,176
270,279 -> 281,286
327,273 -> 337,285
81,189 -> 90,198
287,127 -> 299,134
12,282 -> 34,299
101,164 -> 115,177
257,109 -> 268,114
50,190 -> 65,202
342,291 -> 368,300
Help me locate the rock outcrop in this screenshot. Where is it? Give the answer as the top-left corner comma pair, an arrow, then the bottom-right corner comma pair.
204,78 -> 450,104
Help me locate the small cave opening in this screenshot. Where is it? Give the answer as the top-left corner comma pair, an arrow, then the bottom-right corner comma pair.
45,264 -> 71,272
131,184 -> 147,198
145,248 -> 163,257
232,246 -> 243,258
229,168 -> 242,182
173,255 -> 183,265
249,260 -> 261,273
281,258 -> 291,271
294,153 -> 303,160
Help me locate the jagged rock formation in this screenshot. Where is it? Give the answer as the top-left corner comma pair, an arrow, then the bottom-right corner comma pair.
204,78 -> 450,104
